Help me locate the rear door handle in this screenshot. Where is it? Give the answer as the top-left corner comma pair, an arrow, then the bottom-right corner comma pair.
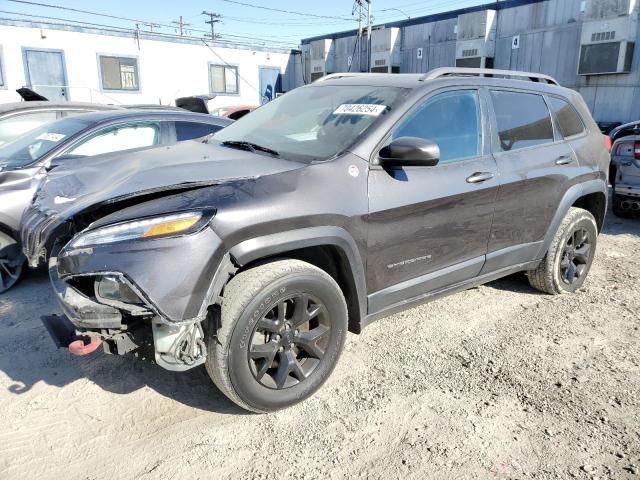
555,155 -> 574,165
466,172 -> 494,184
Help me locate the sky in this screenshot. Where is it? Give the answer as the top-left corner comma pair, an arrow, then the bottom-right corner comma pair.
1,0 -> 494,48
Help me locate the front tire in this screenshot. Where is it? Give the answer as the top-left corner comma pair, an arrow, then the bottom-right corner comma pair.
0,232 -> 25,294
206,259 -> 348,413
528,207 -> 598,295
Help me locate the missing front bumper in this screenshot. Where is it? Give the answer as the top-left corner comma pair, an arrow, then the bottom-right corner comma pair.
41,313 -> 153,358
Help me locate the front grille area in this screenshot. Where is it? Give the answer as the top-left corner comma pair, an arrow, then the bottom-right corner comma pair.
21,206 -> 60,267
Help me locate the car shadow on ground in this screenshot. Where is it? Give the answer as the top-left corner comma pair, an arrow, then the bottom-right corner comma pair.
0,270 -> 249,415
602,191 -> 640,236
484,272 -> 544,295
603,214 -> 640,236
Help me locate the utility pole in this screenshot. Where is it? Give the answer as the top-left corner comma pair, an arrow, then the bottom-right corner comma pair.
352,0 -> 364,72
202,11 -> 222,41
172,15 -> 191,36
352,0 -> 370,72
366,0 -> 372,72
142,22 -> 161,33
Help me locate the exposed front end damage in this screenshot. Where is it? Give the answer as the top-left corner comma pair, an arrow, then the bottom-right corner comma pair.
36,208 -> 236,372
20,141 -> 308,370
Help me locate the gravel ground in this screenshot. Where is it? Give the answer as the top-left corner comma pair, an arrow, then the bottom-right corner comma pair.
1,210 -> 639,480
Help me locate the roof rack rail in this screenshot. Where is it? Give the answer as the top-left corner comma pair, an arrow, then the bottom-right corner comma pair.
314,72 -> 400,82
422,67 -> 560,86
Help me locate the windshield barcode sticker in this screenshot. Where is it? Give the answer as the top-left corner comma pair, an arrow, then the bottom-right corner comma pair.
333,104 -> 387,116
36,133 -> 66,142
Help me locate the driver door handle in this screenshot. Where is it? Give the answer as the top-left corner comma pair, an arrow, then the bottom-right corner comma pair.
466,172 -> 494,184
555,155 -> 574,165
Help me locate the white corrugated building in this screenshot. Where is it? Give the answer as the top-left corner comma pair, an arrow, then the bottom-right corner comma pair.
0,19 -> 303,108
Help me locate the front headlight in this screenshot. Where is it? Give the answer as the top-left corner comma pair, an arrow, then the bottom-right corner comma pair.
69,211 -> 207,248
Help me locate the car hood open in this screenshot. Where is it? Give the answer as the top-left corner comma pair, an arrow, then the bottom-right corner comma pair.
33,140 -> 305,218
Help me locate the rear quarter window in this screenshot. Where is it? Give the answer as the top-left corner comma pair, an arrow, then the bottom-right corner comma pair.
548,97 -> 586,138
175,121 -> 222,141
490,90 -> 554,151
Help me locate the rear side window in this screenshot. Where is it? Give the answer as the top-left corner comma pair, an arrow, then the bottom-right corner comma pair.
67,122 -> 161,157
548,97 -> 586,138
175,121 -> 222,141
490,91 -> 554,151
393,90 -> 481,163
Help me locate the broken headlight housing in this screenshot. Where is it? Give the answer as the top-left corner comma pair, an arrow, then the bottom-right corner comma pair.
95,275 -> 142,306
68,211 -> 211,249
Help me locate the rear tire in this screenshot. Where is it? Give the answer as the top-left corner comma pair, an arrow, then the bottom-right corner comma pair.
206,259 -> 348,413
528,207 -> 598,295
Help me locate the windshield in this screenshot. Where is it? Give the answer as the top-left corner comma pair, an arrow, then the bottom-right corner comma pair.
0,117 -> 91,169
213,85 -> 407,161
0,111 -> 58,147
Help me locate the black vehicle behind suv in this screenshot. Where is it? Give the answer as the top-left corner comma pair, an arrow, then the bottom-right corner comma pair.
24,68 -> 609,412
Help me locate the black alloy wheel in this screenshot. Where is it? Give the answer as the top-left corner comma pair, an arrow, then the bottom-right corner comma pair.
206,259 -> 348,413
249,294 -> 330,389
559,227 -> 591,285
528,207 -> 598,295
0,243 -> 24,293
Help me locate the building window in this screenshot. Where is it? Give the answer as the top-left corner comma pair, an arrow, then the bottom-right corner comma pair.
99,55 -> 139,91
209,64 -> 238,95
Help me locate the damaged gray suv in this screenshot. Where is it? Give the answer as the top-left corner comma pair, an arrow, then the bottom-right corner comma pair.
23,68 -> 610,412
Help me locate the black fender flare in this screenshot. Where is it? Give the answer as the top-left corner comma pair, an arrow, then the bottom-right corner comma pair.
535,178 -> 607,260
228,226 -> 367,331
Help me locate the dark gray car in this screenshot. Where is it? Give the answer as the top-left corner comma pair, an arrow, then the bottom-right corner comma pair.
0,101 -> 120,149
23,68 -> 609,412
0,109 -> 231,292
610,134 -> 640,217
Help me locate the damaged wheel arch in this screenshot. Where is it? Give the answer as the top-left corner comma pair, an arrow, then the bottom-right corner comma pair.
227,226 -> 367,334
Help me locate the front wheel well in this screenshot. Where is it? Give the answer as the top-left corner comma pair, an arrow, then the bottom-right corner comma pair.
572,191 -> 607,232
234,245 -> 363,334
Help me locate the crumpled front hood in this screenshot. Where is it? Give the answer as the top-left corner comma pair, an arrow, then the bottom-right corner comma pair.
33,140 -> 305,218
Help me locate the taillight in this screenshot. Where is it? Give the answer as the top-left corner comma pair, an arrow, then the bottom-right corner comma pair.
605,135 -> 612,152
635,142 -> 640,160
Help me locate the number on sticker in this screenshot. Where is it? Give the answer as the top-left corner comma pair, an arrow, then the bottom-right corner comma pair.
333,104 -> 387,116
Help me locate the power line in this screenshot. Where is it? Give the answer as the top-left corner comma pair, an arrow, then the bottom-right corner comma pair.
374,0 -> 485,20
221,16 -> 350,27
0,9 -> 151,32
220,0 -> 357,21
3,3 -> 299,47
0,14 -> 298,49
6,0 -> 168,30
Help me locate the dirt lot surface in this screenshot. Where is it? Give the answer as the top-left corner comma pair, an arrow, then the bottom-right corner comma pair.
1,211 -> 639,480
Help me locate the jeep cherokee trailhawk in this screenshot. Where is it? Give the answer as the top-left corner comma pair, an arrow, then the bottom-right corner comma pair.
23,68 -> 609,412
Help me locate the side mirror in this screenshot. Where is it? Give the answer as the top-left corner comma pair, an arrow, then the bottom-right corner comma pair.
378,136 -> 440,167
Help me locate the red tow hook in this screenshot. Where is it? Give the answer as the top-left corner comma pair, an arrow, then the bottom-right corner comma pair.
68,336 -> 102,356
